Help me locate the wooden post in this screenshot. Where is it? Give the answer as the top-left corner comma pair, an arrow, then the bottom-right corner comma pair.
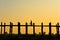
9,22 -> 13,35
26,22 -> 28,35
1,22 -> 2,35
4,23 -> 6,35
33,23 -> 35,35
49,22 -> 51,38
18,22 -> 20,35
41,22 -> 43,35
56,22 -> 59,38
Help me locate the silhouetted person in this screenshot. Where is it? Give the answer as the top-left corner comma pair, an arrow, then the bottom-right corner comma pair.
18,22 -> 20,36
9,22 -> 13,36
30,20 -> 33,26
33,23 -> 35,35
56,22 -> 59,38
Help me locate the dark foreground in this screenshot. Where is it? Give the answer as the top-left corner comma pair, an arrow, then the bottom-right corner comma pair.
0,34 -> 60,40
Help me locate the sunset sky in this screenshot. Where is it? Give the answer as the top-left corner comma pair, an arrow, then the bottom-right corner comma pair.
0,0 -> 60,34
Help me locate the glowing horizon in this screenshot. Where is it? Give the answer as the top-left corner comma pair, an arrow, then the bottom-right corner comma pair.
0,0 -> 60,34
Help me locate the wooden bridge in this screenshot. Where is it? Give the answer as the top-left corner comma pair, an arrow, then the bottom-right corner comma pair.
0,21 -> 60,39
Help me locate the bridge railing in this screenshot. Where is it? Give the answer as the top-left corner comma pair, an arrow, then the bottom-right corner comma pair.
0,21 -> 60,37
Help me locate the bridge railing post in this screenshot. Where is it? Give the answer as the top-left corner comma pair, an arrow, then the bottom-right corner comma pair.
1,22 -> 2,35
18,22 -> 20,36
41,22 -> 43,36
49,22 -> 52,39
4,23 -> 6,35
33,23 -> 35,35
26,22 -> 28,35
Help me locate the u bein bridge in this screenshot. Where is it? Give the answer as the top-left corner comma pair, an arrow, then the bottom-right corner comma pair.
0,21 -> 60,40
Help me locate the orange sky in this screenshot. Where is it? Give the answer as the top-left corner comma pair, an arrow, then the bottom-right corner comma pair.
0,0 -> 60,34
